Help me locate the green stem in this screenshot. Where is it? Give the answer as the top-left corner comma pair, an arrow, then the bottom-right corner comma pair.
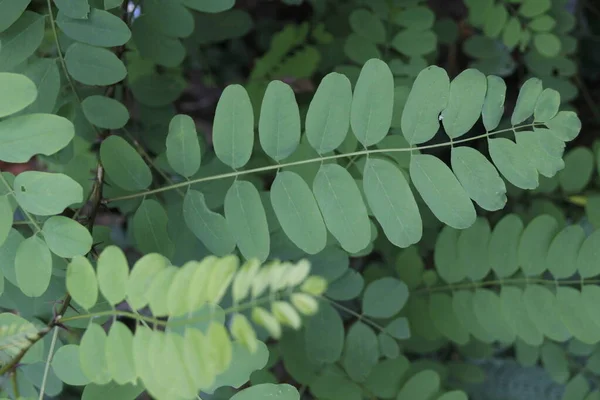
104,123 -> 540,203
38,327 -> 59,400
323,296 -> 388,334
0,172 -> 42,234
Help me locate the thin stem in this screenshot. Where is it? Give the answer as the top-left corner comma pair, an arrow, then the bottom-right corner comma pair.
322,297 -> 387,334
413,277 -> 600,295
38,327 -> 59,400
0,172 -> 42,234
105,123 -> 539,203
11,371 -> 19,398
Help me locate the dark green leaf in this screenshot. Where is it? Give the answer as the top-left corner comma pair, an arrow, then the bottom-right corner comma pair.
65,42 -> 127,86
133,199 -> 174,257
0,12 -> 45,70
100,135 -> 152,191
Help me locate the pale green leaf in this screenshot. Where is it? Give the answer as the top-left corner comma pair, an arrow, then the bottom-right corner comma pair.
259,80 -> 301,161
482,75 -> 507,131
0,12 -> 45,70
0,114 -> 74,163
166,114 -> 201,177
65,42 -> 127,86
183,190 -> 236,256
511,77 -> 543,125
362,277 -> 408,318
489,214 -> 523,278
312,164 -> 371,253
518,214 -> 559,276
213,84 -> 254,169
52,344 -> 91,386
363,157 -> 422,247
15,236 -> 51,297
127,253 -> 168,311
133,199 -> 173,257
534,88 -> 560,122
67,256 -> 98,310
546,111 -> 581,141
0,73 -> 37,118
105,321 -> 136,385
451,146 -> 507,211
100,135 -> 152,191
81,96 -> 129,130
441,69 -> 487,138
305,72 -> 351,155
410,154 -> 476,229
488,138 -> 538,189
79,323 -> 111,384
42,216 -> 92,258
515,129 -> 565,178
401,66 -> 450,144
225,181 -> 270,262
81,382 -> 144,400
14,172 -> 82,216
97,245 -> 129,306
270,171 -> 327,254
56,8 -> 131,47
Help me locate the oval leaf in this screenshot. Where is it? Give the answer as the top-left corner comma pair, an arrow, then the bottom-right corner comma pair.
67,255 -> 98,310
166,114 -> 201,178
15,236 -> 52,297
100,135 -> 152,191
42,216 -> 92,258
14,172 -> 83,216
441,69 -> 487,138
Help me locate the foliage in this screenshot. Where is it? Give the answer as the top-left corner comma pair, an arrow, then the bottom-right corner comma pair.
0,0 -> 598,399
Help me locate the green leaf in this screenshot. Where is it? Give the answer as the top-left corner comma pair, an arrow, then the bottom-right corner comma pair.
130,16 -> 185,68
183,0 -> 235,13
105,321 -> 136,385
391,29 -> 437,57
15,236 -> 51,297
344,34 -> 382,65
82,382 -> 144,400
363,158 -> 422,247
438,392 -> 468,400
518,214 -> 559,276
534,33 -> 561,57
541,342 -> 570,383
577,230 -> 600,278
410,154 -> 476,229
429,293 -> 469,345
312,164 -> 371,253
435,226 -> 466,283
100,135 -> 152,191
453,290 -> 494,343
511,77 -> 543,125
488,138 -> 538,189
52,344 -> 90,386
127,253 -> 168,311
133,199 -> 174,257
56,8 -> 131,47
351,59 -> 394,147
0,11 -> 45,70
523,284 -> 571,342
519,0 -> 551,18
259,80 -> 301,161
270,171 -> 327,255
304,301 -> 344,363
563,375 -> 591,400
0,0 -> 30,32
305,72 -> 351,154
458,217 -> 492,281
397,370 -> 440,400
97,245 -> 129,306
393,6 -> 435,29
0,114 -> 74,163
20,58 -> 60,114
515,129 -> 565,178
546,225 -> 585,279
473,289 -> 516,343
349,9 -> 386,43
401,66 -> 450,145
557,287 -> 600,344
140,0 -> 194,39
362,277 -> 408,318
483,3 -> 508,38
482,75 -> 507,131
67,256 -> 98,310
231,384 -> 299,400
42,216 -> 92,258
166,114 -> 201,178
65,42 -> 127,86
183,190 -> 236,256
441,69 -> 487,138
546,111 -> 581,141
342,322 -> 379,382
529,15 -> 556,31
0,196 -> 12,247
489,214 -> 523,278
14,172 -> 82,216
79,323 -> 111,384
451,146 -> 507,211
501,286 -> 543,346
213,84 -> 254,169
81,95 -> 130,130
225,181 -> 270,262
0,73 -> 37,118
534,88 -> 560,122
559,147 -> 594,193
